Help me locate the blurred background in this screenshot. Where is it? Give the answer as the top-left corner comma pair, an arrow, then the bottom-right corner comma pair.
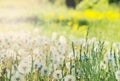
0,0 -> 120,42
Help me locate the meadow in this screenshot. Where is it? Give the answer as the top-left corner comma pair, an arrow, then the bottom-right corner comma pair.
0,0 -> 120,81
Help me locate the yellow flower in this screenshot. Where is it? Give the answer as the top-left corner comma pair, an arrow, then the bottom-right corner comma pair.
79,25 -> 88,36
79,25 -> 88,31
84,10 -> 99,19
59,15 -> 65,21
97,13 -> 104,20
105,11 -> 119,20
72,23 -> 79,32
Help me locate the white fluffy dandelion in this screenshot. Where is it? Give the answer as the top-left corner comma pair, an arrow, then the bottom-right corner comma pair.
51,32 -> 58,41
64,75 -> 76,81
59,35 -> 67,45
33,60 -> 43,72
115,70 -> 120,81
11,71 -> 24,81
17,62 -> 31,75
40,66 -> 50,76
53,70 -> 62,80
100,61 -> 106,70
17,55 -> 32,75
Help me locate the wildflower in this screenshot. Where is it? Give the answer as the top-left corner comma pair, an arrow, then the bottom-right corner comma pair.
59,35 -> 67,45
40,66 -> 50,76
58,15 -> 65,21
53,70 -> 62,80
18,48 -> 26,56
105,50 -> 115,66
66,62 -> 70,70
51,32 -> 58,41
33,60 -> 43,72
67,52 -> 74,59
76,69 -> 81,79
84,9 -> 99,19
33,48 -> 41,55
105,10 -> 119,20
72,23 -> 78,32
7,64 -> 17,79
115,70 -> 120,81
17,55 -> 32,75
11,43 -> 20,50
66,62 -> 75,74
58,45 -> 66,55
17,62 -> 31,75
64,75 -> 76,81
78,25 -> 88,36
57,55 -> 65,65
6,49 -> 16,60
100,61 -> 106,70
50,46 -> 59,58
49,63 -> 59,71
11,71 -> 24,81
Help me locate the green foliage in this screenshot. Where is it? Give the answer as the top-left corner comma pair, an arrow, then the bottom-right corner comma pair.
78,19 -> 89,26
108,0 -> 120,4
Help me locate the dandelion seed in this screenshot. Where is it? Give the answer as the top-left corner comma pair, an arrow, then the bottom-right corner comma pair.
33,60 -> 43,72
18,49 -> 26,56
11,71 -> 24,81
100,61 -> 106,70
57,55 -> 65,66
58,45 -> 67,55
76,69 -> 81,79
17,55 -> 32,75
59,35 -> 67,45
17,62 -> 31,75
52,32 -> 58,41
40,66 -> 50,76
64,75 -> 76,81
6,49 -> 17,60
53,70 -> 62,80
66,62 -> 70,71
67,52 -> 74,59
7,64 -> 17,79
115,70 -> 120,81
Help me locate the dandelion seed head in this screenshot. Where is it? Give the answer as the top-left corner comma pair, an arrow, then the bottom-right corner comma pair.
115,70 -> 120,80
33,60 -> 43,72
53,70 -> 62,80
64,75 -> 76,81
40,66 -> 50,76
11,71 -> 24,81
59,35 -> 67,45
